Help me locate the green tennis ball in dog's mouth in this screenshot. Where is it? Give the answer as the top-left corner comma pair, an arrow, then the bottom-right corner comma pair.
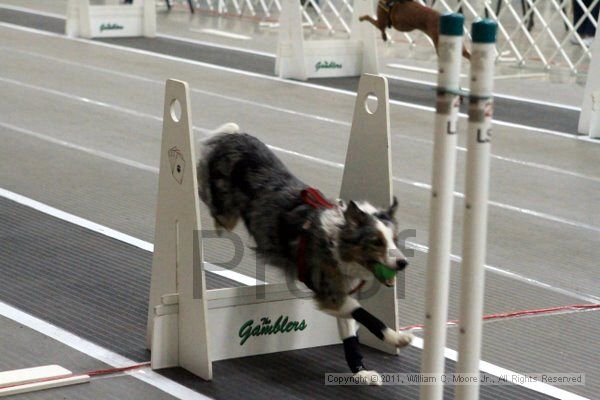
373,263 -> 396,285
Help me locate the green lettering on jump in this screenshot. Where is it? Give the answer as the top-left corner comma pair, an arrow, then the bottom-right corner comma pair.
315,61 -> 343,71
100,23 -> 124,32
238,316 -> 307,345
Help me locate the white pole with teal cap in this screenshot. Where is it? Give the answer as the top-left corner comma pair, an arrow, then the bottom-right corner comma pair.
455,19 -> 498,400
420,12 -> 464,400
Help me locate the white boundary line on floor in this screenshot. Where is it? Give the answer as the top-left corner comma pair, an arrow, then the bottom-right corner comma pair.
386,63 -> 468,78
0,9 -> 594,143
2,45 -> 598,184
188,29 -> 252,41
0,187 -> 591,400
0,299 -> 213,400
387,62 -> 556,84
158,32 -> 272,56
2,116 -> 599,305
0,185 -> 263,286
0,3 -> 276,58
381,72 -> 583,111
154,34 -> 584,113
2,74 -> 598,235
409,337 -> 590,400
0,3 -> 63,19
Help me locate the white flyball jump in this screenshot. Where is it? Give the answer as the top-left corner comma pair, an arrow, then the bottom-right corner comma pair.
420,14 -> 498,400
66,0 -> 156,39
146,74 -> 398,380
578,14 -> 600,138
275,0 -> 378,80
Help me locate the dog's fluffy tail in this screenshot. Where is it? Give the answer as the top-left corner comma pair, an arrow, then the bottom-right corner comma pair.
210,122 -> 240,135
196,122 -> 239,161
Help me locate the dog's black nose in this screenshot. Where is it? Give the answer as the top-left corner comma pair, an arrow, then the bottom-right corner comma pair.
396,259 -> 408,270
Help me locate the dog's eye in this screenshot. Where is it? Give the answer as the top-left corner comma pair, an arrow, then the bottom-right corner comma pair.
370,238 -> 385,247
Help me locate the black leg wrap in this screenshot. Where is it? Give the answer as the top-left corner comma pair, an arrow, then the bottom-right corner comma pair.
342,336 -> 365,373
351,307 -> 386,340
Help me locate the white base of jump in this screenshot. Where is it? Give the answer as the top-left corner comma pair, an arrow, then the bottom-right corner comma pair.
147,74 -> 396,380
0,365 -> 89,397
66,0 -> 156,39
152,284 -> 340,366
275,0 -> 378,80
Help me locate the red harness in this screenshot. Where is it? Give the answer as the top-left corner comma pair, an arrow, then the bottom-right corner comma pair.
297,188 -> 366,295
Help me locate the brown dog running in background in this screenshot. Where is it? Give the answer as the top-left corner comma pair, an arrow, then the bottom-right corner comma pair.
359,0 -> 470,59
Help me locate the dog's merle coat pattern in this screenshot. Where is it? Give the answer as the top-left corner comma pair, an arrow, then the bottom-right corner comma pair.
197,131 -> 413,379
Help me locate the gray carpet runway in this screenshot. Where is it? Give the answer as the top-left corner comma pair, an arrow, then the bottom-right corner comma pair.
0,197 -> 554,400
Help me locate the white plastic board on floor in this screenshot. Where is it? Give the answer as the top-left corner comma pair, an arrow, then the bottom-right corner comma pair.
0,365 -> 89,397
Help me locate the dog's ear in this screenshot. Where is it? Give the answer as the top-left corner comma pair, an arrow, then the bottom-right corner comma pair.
345,201 -> 367,225
388,196 -> 398,218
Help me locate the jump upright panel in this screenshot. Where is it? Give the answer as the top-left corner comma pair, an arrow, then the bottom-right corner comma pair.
147,79 -> 212,380
340,74 -> 398,354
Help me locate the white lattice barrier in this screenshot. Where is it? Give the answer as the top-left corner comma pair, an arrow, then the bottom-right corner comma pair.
406,0 -> 595,74
66,0 -> 156,39
181,0 -> 596,74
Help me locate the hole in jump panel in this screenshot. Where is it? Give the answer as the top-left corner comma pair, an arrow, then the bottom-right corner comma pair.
170,99 -> 182,122
365,93 -> 378,115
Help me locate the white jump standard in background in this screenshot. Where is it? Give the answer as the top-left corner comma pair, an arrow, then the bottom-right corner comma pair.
146,75 -> 398,380
66,0 -> 156,39
420,13 -> 465,400
578,13 -> 600,138
275,0 -> 378,80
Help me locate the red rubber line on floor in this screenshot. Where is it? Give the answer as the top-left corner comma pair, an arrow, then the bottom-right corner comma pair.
399,303 -> 600,331
0,362 -> 150,391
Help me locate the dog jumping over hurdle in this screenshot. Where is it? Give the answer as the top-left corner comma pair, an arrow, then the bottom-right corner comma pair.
359,0 -> 471,59
196,124 -> 413,384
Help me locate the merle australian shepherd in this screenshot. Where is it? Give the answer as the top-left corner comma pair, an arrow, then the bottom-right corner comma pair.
197,124 -> 413,384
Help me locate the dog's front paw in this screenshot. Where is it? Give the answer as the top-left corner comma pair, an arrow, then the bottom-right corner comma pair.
383,328 -> 414,348
354,369 -> 382,386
